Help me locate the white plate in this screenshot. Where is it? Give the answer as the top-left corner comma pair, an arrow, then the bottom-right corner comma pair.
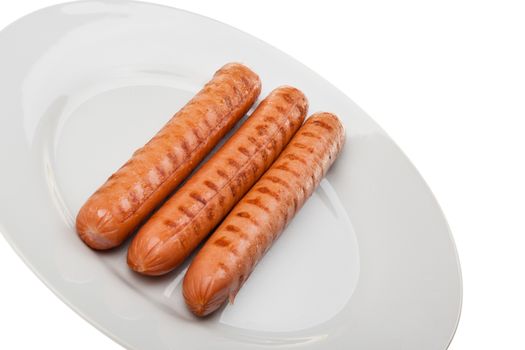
0,1 -> 461,349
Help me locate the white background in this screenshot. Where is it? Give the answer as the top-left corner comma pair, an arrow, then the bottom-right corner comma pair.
1,0 -> 523,349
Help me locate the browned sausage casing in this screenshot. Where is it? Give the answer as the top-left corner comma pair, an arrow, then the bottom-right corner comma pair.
182,113 -> 345,316
76,63 -> 261,250
127,86 -> 308,275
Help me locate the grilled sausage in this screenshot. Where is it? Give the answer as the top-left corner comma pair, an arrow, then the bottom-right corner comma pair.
76,63 -> 261,250
127,86 -> 308,275
182,113 -> 345,316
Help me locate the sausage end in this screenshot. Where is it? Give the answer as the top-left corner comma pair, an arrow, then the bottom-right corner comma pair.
127,227 -> 186,276
183,269 -> 230,317
75,203 -> 122,250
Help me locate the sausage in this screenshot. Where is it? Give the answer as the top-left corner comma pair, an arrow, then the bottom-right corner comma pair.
76,63 -> 261,250
127,86 -> 308,275
182,112 -> 345,316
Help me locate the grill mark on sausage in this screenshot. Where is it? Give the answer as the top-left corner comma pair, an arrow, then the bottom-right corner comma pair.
117,203 -> 129,218
301,131 -> 321,140
205,207 -> 214,220
247,161 -> 258,177
178,205 -> 194,218
155,165 -> 166,179
238,146 -> 250,157
283,153 -> 307,165
236,211 -> 251,218
240,76 -> 250,89
141,180 -> 154,199
282,93 -> 294,103
178,237 -> 187,250
232,84 -> 240,97
267,138 -> 278,152
164,219 -> 177,229
235,211 -> 259,226
265,175 -> 291,190
214,237 -> 230,247
313,120 -> 334,131
227,158 -> 241,169
228,182 -> 238,197
218,194 -> 226,206
275,163 -> 300,178
292,142 -> 315,153
181,139 -> 190,155
167,151 -> 178,166
225,224 -> 240,232
247,136 -> 261,147
129,190 -> 140,206
310,151 -> 324,166
257,147 -> 268,163
279,123 -> 292,144
292,142 -> 307,149
192,128 -> 203,142
236,231 -> 249,240
204,180 -> 219,192
246,197 -> 270,213
246,242 -> 258,263
296,102 -> 306,115
288,117 -> 300,130
264,115 -> 276,123
218,262 -> 229,274
256,233 -> 267,249
190,192 -> 207,205
255,124 -> 268,136
256,186 -> 280,200
240,167 -> 251,180
216,169 -> 229,180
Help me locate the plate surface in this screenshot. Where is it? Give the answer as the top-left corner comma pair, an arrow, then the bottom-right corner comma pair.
0,1 -> 461,349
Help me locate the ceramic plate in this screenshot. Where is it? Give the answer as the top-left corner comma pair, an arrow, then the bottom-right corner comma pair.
0,1 -> 461,349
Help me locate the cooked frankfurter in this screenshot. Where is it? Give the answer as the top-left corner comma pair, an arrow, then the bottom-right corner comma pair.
76,63 -> 261,250
182,113 -> 345,316
127,86 -> 308,275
